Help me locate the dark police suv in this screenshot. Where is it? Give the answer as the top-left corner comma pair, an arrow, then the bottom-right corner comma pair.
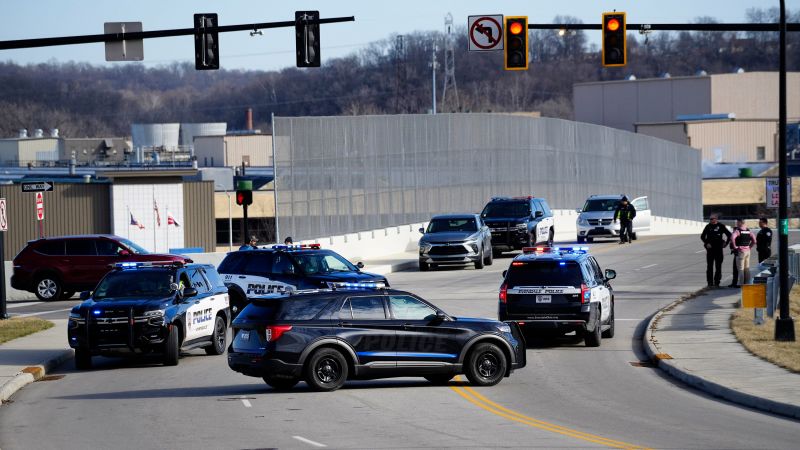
481,196 -> 555,257
227,288 -> 526,391
498,246 -> 616,347
217,244 -> 388,318
68,261 -> 229,369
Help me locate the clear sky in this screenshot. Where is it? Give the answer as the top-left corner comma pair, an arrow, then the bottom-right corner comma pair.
0,1 -> 795,71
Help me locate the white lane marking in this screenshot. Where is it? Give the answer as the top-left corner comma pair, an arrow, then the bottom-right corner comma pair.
11,308 -> 74,318
293,436 -> 327,447
695,250 -> 705,254
240,396 -> 252,408
640,263 -> 658,269
6,301 -> 42,309
615,318 -> 641,321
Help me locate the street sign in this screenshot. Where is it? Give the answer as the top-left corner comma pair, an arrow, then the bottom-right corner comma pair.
0,198 -> 6,232
766,177 -> 792,208
21,181 -> 53,192
35,192 -> 44,221
104,22 -> 144,61
468,15 -> 504,51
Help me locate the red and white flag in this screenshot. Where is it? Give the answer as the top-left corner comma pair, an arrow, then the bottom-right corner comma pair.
167,211 -> 180,227
130,212 -> 145,229
154,199 -> 161,227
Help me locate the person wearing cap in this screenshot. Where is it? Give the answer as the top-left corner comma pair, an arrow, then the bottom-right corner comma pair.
284,236 -> 294,245
701,214 -> 731,287
239,235 -> 259,250
613,196 -> 637,244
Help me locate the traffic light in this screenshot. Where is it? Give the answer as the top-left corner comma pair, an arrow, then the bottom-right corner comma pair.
602,12 -> 626,67
504,16 -> 528,70
235,190 -> 252,206
194,13 -> 219,70
295,11 -> 321,68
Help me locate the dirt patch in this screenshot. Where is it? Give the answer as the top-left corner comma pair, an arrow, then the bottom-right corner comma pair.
0,317 -> 54,345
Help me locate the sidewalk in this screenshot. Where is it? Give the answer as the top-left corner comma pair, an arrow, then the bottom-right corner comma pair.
645,288 -> 800,420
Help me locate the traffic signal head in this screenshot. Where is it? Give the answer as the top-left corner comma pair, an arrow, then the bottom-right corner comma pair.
235,190 -> 252,206
194,13 -> 219,70
602,12 -> 626,67
295,10 -> 321,68
504,16 -> 528,71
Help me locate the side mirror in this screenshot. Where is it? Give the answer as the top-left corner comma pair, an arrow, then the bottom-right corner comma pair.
433,310 -> 448,322
605,269 -> 617,280
80,291 -> 91,300
418,227 -> 425,234
502,270 -> 508,278
575,208 -> 582,213
182,287 -> 199,298
535,211 -> 544,218
118,249 -> 131,256
356,262 -> 365,269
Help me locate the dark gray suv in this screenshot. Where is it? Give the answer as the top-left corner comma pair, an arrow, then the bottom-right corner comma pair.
418,214 -> 493,271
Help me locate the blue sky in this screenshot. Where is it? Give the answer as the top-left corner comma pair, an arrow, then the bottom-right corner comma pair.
0,1 -> 795,71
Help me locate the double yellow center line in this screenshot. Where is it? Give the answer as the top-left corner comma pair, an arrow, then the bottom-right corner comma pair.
450,376 -> 650,449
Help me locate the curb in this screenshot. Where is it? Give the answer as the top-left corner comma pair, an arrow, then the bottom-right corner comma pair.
368,260 -> 418,276
643,293 -> 800,421
0,349 -> 74,403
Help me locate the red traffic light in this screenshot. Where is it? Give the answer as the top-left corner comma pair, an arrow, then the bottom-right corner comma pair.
606,18 -> 620,32
509,21 -> 524,35
235,190 -> 253,206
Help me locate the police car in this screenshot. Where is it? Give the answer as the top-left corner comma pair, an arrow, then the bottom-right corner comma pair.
480,196 -> 555,256
498,246 -> 616,347
67,261 -> 230,369
217,244 -> 389,318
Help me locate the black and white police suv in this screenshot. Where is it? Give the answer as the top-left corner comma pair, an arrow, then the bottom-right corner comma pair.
217,244 -> 389,318
498,246 -> 617,347
68,261 -> 230,369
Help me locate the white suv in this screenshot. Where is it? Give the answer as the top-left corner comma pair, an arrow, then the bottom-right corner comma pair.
576,195 -> 651,243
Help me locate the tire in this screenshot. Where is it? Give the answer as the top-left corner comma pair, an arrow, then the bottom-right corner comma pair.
263,376 -> 300,390
304,348 -> 349,392
74,348 -> 92,370
474,249 -> 485,269
424,374 -> 454,385
602,303 -> 615,339
526,233 -> 534,247
204,315 -> 227,355
484,247 -> 493,266
586,237 -> 594,243
584,313 -> 602,347
547,229 -> 554,246
229,293 -> 247,320
464,342 -> 507,387
61,291 -> 75,300
577,236 -> 585,244
162,324 -> 180,366
419,261 -> 429,272
34,274 -> 62,301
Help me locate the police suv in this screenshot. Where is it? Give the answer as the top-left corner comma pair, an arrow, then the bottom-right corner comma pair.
217,244 -> 389,318
498,246 -> 616,347
68,261 -> 230,369
480,196 -> 555,256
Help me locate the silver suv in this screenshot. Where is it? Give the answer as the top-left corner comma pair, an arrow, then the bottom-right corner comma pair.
576,195 -> 651,243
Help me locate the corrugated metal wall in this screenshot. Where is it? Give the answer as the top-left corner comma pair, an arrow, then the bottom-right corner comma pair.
687,121 -> 777,162
183,181 -> 216,251
274,114 -> 703,240
0,183 -> 110,260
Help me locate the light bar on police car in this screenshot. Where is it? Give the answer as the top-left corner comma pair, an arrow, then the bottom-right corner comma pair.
110,261 -> 185,269
326,281 -> 387,290
521,246 -> 589,254
270,243 -> 322,250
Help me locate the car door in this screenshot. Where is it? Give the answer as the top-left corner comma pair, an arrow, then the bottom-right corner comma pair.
338,295 -> 397,367
199,267 -> 230,324
63,239 -> 100,288
587,258 -> 611,323
184,268 -> 214,342
388,294 -> 463,365
632,196 -> 651,233
270,253 -> 305,291
94,238 -> 126,277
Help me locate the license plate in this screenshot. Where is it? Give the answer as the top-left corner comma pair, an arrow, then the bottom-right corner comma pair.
536,295 -> 551,303
239,330 -> 250,341
595,227 -> 605,231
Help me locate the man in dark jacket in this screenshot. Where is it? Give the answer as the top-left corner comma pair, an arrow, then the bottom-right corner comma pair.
756,217 -> 773,263
700,214 -> 732,287
613,196 -> 637,244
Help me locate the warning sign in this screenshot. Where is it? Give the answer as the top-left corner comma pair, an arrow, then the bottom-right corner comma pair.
36,192 -> 44,221
468,15 -> 504,51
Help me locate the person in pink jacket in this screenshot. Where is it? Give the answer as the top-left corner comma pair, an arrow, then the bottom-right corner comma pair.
729,219 -> 756,287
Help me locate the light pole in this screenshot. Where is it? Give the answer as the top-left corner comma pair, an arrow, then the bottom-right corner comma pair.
215,183 -> 233,252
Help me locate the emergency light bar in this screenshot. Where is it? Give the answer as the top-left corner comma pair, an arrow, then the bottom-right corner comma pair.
521,246 -> 589,255
326,281 -> 387,290
270,243 -> 322,250
111,261 -> 185,269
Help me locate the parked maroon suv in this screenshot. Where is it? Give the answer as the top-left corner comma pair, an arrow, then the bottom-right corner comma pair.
12,235 -> 191,301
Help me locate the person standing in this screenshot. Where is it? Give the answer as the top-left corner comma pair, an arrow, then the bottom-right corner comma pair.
239,235 -> 259,250
700,214 -> 731,287
614,196 -> 637,244
729,219 -> 756,287
756,217 -> 773,263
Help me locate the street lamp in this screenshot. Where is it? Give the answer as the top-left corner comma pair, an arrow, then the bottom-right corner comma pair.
215,183 -> 233,252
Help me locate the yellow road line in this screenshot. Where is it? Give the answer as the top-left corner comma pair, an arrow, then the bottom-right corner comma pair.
450,376 -> 650,450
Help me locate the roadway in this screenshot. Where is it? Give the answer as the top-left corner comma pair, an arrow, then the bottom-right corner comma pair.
1,235 -> 799,449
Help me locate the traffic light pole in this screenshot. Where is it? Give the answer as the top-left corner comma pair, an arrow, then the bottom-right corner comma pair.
526,23 -> 800,32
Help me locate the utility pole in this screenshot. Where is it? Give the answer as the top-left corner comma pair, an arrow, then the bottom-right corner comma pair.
441,12 -> 460,112
393,35 -> 407,114
431,44 -> 437,115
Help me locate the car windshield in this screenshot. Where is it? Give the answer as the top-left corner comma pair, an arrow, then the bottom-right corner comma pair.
291,251 -> 358,275
118,238 -> 149,254
582,199 -> 619,212
426,218 -> 477,233
93,270 -> 173,299
481,202 -> 530,218
507,261 -> 584,287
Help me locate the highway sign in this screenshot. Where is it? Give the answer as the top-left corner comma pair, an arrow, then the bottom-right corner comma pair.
36,192 -> 44,221
468,15 -> 504,51
766,177 -> 792,208
0,198 -> 6,231
21,181 -> 53,192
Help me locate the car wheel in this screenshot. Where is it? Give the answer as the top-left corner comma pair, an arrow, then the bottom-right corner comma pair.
584,314 -> 602,347
419,261 -> 429,272
474,249 -> 485,269
586,237 -> 594,243
162,324 -> 180,366
263,376 -> 300,390
424,374 -> 454,385
61,291 -> 75,300
577,236 -> 585,244
204,315 -> 227,355
34,275 -> 62,301
602,303 -> 615,339
547,229 -> 554,246
465,342 -> 507,386
305,348 -> 349,392
484,247 -> 493,266
74,348 -> 92,370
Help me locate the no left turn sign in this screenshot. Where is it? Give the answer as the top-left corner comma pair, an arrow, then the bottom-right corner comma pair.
468,15 -> 504,51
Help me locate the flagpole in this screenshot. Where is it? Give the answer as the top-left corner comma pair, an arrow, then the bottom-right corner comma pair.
127,206 -> 130,240
152,187 -> 157,252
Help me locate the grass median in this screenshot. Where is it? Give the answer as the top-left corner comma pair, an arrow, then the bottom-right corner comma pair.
0,317 -> 54,345
731,287 -> 800,374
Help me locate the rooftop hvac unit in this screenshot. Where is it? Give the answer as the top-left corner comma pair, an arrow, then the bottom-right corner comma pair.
33,129 -> 44,138
18,129 -> 28,138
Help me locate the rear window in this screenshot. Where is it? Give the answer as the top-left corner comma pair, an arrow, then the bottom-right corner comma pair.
239,297 -> 333,321
506,260 -> 585,287
218,253 -> 246,273
35,240 -> 65,256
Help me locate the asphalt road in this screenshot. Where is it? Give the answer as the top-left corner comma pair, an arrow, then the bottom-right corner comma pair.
2,235 -> 799,449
